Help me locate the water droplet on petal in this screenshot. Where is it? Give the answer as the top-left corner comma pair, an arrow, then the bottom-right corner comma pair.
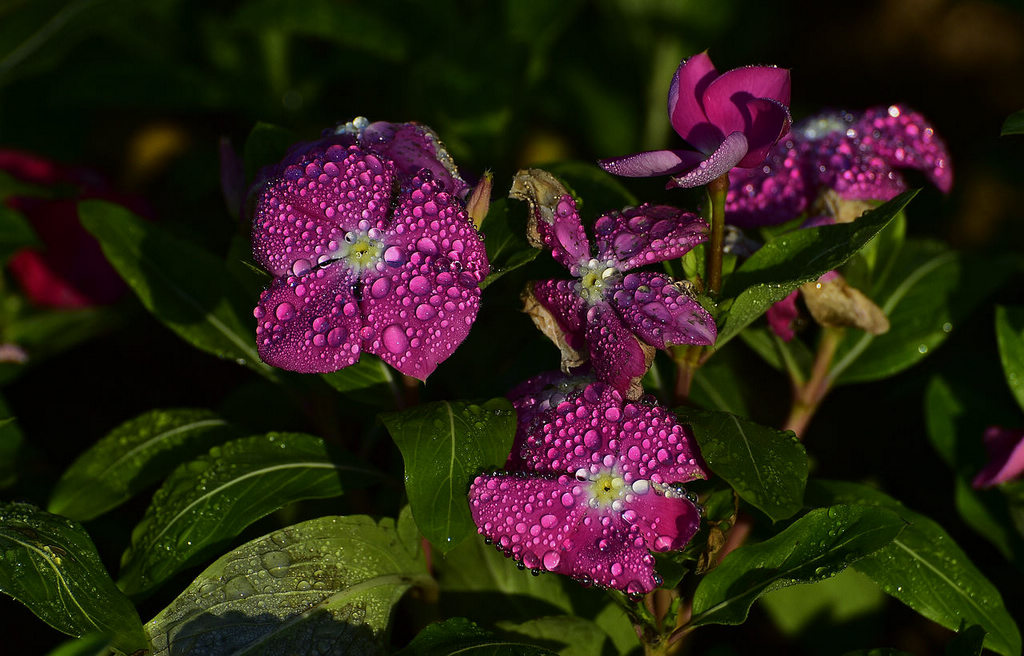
382,324 -> 409,354
542,550 -> 561,570
275,302 -> 295,321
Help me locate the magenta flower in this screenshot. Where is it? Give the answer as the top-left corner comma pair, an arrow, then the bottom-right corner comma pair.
511,169 -> 716,397
600,52 -> 791,188
973,427 -> 1024,489
726,105 -> 952,228
251,119 -> 489,379
469,378 -> 707,595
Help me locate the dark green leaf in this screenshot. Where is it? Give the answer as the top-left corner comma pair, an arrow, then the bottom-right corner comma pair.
0,204 -> 38,262
6,307 -> 121,360
145,511 -> 427,656
383,399 -> 517,552
716,191 -> 916,348
49,408 -> 238,521
498,615 -> 615,656
738,326 -> 813,383
829,242 -> 1010,385
241,121 -> 298,186
679,407 -> 807,521
759,568 -> 885,636
1002,110 -> 1024,136
996,305 -> 1024,414
79,200 -> 272,376
809,480 -> 1022,656
689,504 -> 905,627
396,618 -> 557,656
479,197 -> 540,289
45,634 -> 112,656
0,503 -> 145,654
119,432 -> 374,597
320,354 -> 399,407
947,624 -> 986,656
0,170 -> 51,201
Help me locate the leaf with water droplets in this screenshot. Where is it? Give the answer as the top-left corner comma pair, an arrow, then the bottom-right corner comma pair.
678,406 -> 807,522
689,504 -> 905,627
716,190 -> 916,349
119,432 -> 376,597
0,502 -> 145,654
78,199 -> 274,376
382,399 -> 516,553
995,305 -> 1024,415
809,480 -> 1022,656
49,408 -> 238,521
1002,110 -> 1024,136
145,510 -> 428,656
395,617 -> 557,656
479,197 -> 539,289
829,241 -> 1011,385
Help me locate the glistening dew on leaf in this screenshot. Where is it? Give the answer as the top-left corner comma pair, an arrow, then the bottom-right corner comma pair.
251,118 -> 489,379
510,168 -> 716,398
469,378 -> 707,596
599,51 -> 791,188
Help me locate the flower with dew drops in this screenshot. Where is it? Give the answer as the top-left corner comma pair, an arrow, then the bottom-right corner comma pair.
251,118 -> 489,379
973,427 -> 1024,489
510,168 -> 716,398
468,376 -> 707,595
600,51 -> 791,189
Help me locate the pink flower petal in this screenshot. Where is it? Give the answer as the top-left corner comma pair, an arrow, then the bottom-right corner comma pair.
611,272 -> 717,349
529,279 -> 589,355
703,92 -> 790,169
767,290 -> 800,341
598,149 -> 706,178
251,147 -> 394,276
607,400 -> 708,485
585,303 -> 652,397
628,489 -> 702,552
592,205 -> 708,270
973,427 -> 1024,488
725,139 -> 811,228
668,52 -> 722,153
531,194 -> 591,270
667,131 -> 749,189
354,121 -> 471,198
702,65 -> 791,115
508,373 -> 593,469
254,262 -> 363,373
856,105 -> 953,194
558,507 -> 659,594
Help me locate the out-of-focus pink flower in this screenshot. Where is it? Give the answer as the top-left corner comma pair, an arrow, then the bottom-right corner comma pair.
0,150 -> 127,308
600,52 -> 791,188
973,427 -> 1024,489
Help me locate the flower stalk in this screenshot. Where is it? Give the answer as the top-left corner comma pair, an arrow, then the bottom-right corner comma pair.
784,326 -> 844,436
706,173 -> 729,296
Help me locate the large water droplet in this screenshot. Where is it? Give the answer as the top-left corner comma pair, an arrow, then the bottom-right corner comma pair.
382,324 -> 409,354
370,277 -> 391,298
542,550 -> 561,570
275,302 -> 295,321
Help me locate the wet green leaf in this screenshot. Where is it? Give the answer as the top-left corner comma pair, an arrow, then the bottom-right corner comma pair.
479,197 -> 540,289
678,407 -> 807,521
145,511 -> 427,656
995,305 -> 1024,415
1002,110 -> 1024,136
0,503 -> 145,654
383,399 -> 516,553
79,200 -> 273,376
689,505 -> 905,627
49,408 -> 237,521
396,617 -> 557,656
716,191 -> 915,348
809,480 -> 1022,656
119,432 -> 374,597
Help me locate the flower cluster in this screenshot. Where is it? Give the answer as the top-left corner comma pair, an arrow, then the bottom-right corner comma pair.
469,374 -> 707,595
510,169 -> 716,397
251,119 -> 489,379
600,52 -> 791,188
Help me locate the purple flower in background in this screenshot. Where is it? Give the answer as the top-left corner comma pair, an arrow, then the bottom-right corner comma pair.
510,169 -> 716,397
973,427 -> 1024,489
726,105 -> 952,228
469,379 -> 707,595
600,52 -> 791,188
251,118 -> 489,379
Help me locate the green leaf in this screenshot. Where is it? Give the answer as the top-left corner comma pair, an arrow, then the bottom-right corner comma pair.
45,634 -> 112,656
759,567 -> 885,636
49,408 -> 237,521
947,625 -> 987,656
479,197 -> 540,289
738,326 -> 813,383
829,242 -> 1010,385
383,399 -> 517,553
716,191 -> 916,348
145,511 -> 427,656
320,354 -> 399,407
0,503 -> 145,654
689,504 -> 905,627
0,204 -> 38,262
119,432 -> 373,597
498,615 -> 615,656
396,618 -> 557,656
678,407 -> 807,521
996,305 -> 1024,415
6,307 -> 121,360
241,121 -> 298,186
809,480 -> 1022,656
1002,110 -> 1024,136
78,199 -> 272,376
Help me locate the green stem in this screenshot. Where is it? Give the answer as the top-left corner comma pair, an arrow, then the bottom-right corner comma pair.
784,327 -> 843,437
706,174 -> 729,296
671,345 -> 703,404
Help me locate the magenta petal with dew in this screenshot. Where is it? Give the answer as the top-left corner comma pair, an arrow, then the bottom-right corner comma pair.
507,372 -> 594,469
592,205 -> 708,270
973,427 -> 1024,489
855,105 -> 952,194
725,139 -> 810,228
598,149 -> 706,178
533,194 -> 591,270
351,121 -> 470,198
702,65 -> 791,116
252,147 -> 394,277
668,52 -> 721,152
608,402 -> 707,485
585,303 -> 653,398
529,279 -> 589,355
611,271 -> 716,349
628,489 -> 702,553
667,131 -> 749,189
767,290 -> 800,342
557,509 -> 660,594
733,99 -> 792,168
254,262 -> 363,373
